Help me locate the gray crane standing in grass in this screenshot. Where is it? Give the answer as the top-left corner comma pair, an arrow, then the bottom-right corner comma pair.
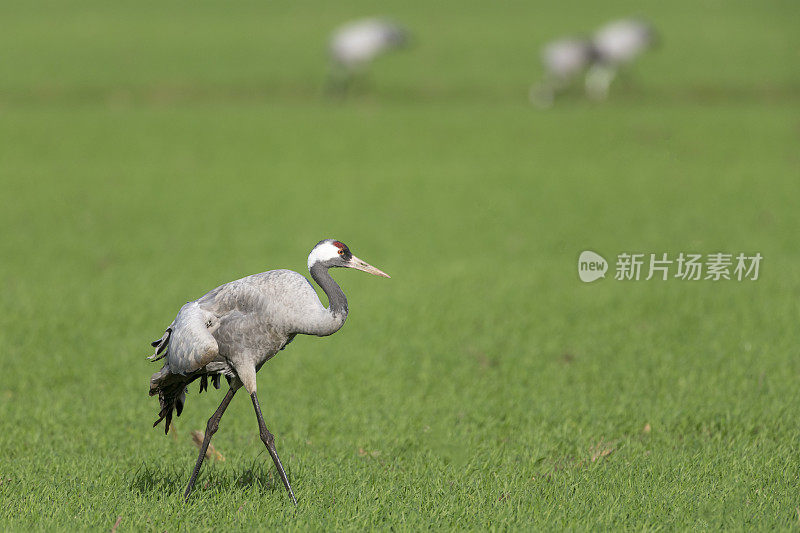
148,239 -> 390,504
530,18 -> 657,107
585,18 -> 657,100
529,37 -> 598,107
326,18 -> 409,95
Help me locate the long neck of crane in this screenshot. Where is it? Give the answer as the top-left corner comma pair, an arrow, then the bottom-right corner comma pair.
309,263 -> 348,335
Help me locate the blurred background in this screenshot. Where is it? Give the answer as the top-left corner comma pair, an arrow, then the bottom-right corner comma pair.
1,0 -> 799,529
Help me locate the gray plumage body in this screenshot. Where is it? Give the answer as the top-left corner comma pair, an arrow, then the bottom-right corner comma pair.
329,18 -> 408,69
149,268 -> 346,429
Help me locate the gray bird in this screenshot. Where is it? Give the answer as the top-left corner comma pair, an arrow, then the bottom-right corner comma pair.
530,18 -> 657,107
530,37 -> 597,107
326,18 -> 409,95
585,18 -> 657,100
148,239 -> 390,503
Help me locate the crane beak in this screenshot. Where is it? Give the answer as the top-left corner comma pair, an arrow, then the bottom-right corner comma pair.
348,255 -> 391,278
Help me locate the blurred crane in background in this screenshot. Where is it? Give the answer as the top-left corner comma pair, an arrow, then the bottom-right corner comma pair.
530,37 -> 597,107
326,18 -> 409,95
586,18 -> 658,100
531,18 -> 657,107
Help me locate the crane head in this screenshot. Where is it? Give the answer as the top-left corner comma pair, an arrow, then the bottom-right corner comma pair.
308,239 -> 391,278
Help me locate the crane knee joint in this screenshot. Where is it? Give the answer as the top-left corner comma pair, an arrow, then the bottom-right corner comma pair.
259,429 -> 274,446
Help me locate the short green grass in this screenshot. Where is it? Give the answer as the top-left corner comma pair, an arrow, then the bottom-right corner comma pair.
1,1 -> 799,530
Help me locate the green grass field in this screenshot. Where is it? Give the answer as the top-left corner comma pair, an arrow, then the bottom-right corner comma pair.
1,1 -> 799,530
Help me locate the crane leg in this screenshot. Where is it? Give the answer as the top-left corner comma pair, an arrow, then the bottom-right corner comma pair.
325,69 -> 351,98
250,392 -> 298,505
183,386 -> 238,500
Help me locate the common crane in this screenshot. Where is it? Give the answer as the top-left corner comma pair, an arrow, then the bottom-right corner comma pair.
148,239 -> 390,503
326,18 -> 409,95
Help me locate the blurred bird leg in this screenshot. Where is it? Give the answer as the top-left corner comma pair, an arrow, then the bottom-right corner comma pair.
585,64 -> 616,100
324,64 -> 352,97
530,81 -> 555,108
